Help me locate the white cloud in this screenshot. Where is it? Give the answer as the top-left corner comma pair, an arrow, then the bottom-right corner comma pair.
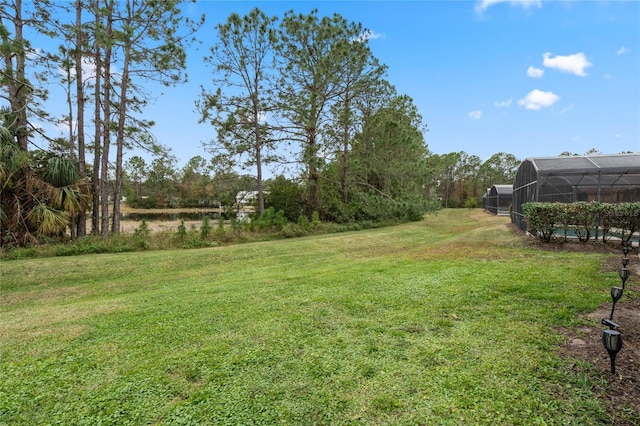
352,29 -> 383,43
61,57 -> 93,78
604,73 -> 613,80
518,89 -> 559,110
494,99 -> 512,108
616,46 -> 630,55
542,52 -> 592,76
559,104 -> 574,114
615,133 -> 622,138
58,57 -> 118,84
527,66 -> 544,78
26,47 -> 44,60
468,110 -> 483,120
476,0 -> 542,13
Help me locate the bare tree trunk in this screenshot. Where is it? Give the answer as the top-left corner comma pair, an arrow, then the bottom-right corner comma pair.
90,0 -> 102,235
253,101 -> 265,216
341,90 -> 351,204
2,0 -> 29,152
307,132 -> 319,217
63,51 -> 77,240
100,0 -> 114,237
75,0 -> 87,237
91,45 -> 101,235
112,26 -> 131,234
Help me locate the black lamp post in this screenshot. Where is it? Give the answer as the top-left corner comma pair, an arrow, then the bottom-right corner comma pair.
601,243 -> 632,375
609,286 -> 624,320
602,329 -> 623,374
619,267 -> 630,290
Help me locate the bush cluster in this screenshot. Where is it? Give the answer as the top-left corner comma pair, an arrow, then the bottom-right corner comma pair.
523,201 -> 640,243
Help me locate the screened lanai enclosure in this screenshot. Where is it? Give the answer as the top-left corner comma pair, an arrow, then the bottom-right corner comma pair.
486,184 -> 513,216
512,153 -> 640,231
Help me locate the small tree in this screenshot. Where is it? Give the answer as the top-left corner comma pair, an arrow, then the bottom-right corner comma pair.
198,8 -> 278,216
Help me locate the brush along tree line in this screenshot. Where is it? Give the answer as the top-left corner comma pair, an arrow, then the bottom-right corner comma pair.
523,201 -> 640,243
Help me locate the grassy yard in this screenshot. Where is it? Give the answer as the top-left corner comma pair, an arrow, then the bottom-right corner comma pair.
1,210 -> 616,424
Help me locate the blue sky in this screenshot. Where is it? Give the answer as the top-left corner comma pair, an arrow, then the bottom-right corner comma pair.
37,0 -> 640,171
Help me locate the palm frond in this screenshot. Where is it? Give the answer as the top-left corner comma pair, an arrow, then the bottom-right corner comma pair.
44,156 -> 81,187
60,186 -> 91,215
0,136 -> 28,188
25,203 -> 69,236
0,126 -> 14,145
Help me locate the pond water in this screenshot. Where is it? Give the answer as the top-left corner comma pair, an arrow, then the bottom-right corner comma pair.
120,211 -> 222,222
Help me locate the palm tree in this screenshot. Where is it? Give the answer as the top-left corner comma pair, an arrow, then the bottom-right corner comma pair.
1,108 -> 91,248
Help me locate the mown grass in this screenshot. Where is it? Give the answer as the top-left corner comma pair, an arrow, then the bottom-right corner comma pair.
0,209 -> 615,424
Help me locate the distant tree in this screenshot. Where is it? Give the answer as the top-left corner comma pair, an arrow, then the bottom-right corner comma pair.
198,8 -> 278,216
351,95 -> 429,197
264,175 -> 305,222
429,152 -> 461,208
210,171 -> 257,214
323,31 -> 387,204
275,9 -> 368,216
478,152 -> 519,189
124,155 -> 148,201
454,152 -> 482,207
341,95 -> 431,221
559,149 -> 602,156
180,156 -> 215,207
146,153 -> 178,208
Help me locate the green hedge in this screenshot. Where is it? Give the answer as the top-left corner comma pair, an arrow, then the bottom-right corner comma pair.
522,201 -> 640,243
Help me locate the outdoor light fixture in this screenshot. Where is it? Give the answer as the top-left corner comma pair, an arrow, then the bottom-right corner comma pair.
619,267 -> 630,288
609,287 -> 624,320
622,244 -> 630,257
602,318 -> 620,329
601,245 -> 630,375
602,329 -> 623,374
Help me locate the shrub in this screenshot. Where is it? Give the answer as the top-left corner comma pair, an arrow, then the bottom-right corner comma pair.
253,207 -> 288,231
200,216 -> 212,240
523,201 -> 640,243
297,214 -> 309,229
610,203 -> 640,243
465,199 -> 479,209
216,217 -> 225,240
133,220 -> 150,248
279,223 -> 309,238
176,220 -> 187,240
311,211 -> 321,228
523,202 -> 560,242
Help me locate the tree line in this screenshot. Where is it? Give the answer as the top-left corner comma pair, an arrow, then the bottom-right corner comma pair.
121,150 -> 521,215
1,2 -> 520,248
2,0 -> 201,247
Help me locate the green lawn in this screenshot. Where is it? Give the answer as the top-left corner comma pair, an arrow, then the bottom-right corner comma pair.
1,210 -> 613,424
